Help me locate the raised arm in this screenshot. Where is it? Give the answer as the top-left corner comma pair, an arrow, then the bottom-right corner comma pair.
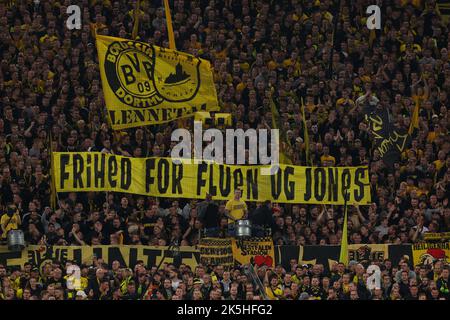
355,205 -> 366,223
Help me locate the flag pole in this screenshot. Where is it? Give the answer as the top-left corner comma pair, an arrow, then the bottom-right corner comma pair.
163,0 -> 176,50
300,97 -> 310,166
163,0 -> 187,128
132,0 -> 141,40
339,188 -> 349,266
49,132 -> 58,210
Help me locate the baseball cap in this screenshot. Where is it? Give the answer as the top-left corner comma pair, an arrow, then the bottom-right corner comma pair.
349,260 -> 358,267
76,291 -> 87,298
299,292 -> 310,300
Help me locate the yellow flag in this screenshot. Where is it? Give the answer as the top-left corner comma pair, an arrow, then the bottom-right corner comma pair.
96,35 -> 219,130
339,195 -> 349,266
270,97 -> 292,164
164,0 -> 176,50
131,0 -> 141,40
369,29 -> 376,48
300,98 -> 311,166
408,97 -> 420,135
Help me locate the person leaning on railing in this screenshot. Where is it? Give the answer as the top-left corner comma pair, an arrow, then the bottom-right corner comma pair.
0,205 -> 21,242
224,189 -> 248,236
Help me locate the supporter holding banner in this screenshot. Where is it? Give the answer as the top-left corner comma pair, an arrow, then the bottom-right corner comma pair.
96,35 -> 219,129
53,152 -> 371,205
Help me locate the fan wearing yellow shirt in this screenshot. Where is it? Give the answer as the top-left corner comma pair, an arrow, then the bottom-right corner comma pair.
225,189 -> 248,224
265,273 -> 284,300
433,150 -> 446,172
336,89 -> 356,109
320,146 -> 336,166
0,205 -> 21,240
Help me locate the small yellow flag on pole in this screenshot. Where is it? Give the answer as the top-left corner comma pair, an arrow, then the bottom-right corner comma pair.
408,97 -> 420,135
164,0 -> 176,50
270,95 -> 292,165
369,29 -> 376,48
300,97 -> 311,166
132,0 -> 141,40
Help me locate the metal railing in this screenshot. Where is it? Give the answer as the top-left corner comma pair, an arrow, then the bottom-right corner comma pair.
243,263 -> 269,300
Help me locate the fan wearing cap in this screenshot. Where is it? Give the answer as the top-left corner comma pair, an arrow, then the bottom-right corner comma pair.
182,276 -> 202,300
75,290 -> 88,300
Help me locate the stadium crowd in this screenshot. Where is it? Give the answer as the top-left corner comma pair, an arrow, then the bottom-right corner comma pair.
0,254 -> 449,300
0,0 -> 449,300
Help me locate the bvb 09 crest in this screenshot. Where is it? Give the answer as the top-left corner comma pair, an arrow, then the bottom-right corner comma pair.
104,40 -> 201,108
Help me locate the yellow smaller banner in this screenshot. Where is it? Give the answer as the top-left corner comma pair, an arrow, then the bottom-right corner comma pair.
339,200 -> 349,265
423,232 -> 450,241
198,238 -> 233,267
232,237 -> 275,267
412,242 -> 449,267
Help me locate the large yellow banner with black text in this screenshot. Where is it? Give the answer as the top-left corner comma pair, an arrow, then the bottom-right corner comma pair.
96,35 -> 219,129
53,152 -> 371,205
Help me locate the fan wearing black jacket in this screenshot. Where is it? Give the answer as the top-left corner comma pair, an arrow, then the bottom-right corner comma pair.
249,200 -> 276,236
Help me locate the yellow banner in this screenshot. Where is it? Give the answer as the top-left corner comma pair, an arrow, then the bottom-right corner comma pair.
53,152 -> 371,205
96,35 -> 219,129
423,232 -> 450,241
412,242 -> 449,266
198,238 -> 233,267
232,237 -> 275,267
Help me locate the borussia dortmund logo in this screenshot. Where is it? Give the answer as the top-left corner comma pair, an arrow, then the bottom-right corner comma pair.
104,40 -> 200,109
104,41 -> 163,108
